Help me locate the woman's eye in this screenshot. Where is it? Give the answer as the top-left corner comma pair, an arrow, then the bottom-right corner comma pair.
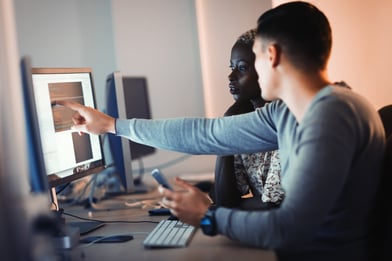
230,63 -> 248,72
238,65 -> 247,72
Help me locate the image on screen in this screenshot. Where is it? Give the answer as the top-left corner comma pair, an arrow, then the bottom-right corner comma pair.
49,81 -> 85,132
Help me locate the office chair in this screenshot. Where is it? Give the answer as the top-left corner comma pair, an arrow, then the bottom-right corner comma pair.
375,105 -> 392,260
377,135 -> 392,261
378,104 -> 392,137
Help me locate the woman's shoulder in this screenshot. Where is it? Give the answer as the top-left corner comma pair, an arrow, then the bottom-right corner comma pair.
225,101 -> 254,116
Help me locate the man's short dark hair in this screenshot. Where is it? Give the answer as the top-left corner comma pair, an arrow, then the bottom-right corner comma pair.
256,1 -> 332,72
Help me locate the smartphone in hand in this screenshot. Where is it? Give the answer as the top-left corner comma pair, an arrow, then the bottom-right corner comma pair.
151,168 -> 173,190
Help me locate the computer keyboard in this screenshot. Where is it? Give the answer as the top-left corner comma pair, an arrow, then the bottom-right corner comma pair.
143,219 -> 196,248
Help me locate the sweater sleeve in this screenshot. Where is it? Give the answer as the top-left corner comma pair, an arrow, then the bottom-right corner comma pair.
115,106 -> 279,156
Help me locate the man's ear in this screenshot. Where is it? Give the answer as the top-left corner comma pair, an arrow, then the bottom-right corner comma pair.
268,44 -> 281,67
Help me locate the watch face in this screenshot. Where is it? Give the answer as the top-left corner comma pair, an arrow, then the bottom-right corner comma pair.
201,216 -> 212,226
200,210 -> 216,236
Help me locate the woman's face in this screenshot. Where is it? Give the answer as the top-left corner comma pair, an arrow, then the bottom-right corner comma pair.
228,42 -> 261,102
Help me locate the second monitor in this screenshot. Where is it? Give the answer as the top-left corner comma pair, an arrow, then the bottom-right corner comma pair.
106,72 -> 156,194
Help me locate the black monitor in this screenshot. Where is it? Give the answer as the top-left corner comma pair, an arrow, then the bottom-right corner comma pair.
106,72 -> 156,194
20,56 -> 49,194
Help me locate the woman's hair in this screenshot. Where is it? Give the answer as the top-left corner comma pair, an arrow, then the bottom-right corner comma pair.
235,28 -> 257,47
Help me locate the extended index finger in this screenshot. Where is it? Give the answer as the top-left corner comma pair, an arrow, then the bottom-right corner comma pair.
55,100 -> 83,111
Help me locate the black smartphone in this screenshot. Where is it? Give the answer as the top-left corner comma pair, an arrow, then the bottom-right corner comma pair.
151,168 -> 173,190
80,235 -> 134,244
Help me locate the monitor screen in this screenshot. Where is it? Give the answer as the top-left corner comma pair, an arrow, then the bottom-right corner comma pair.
31,67 -> 105,188
121,76 -> 156,160
106,72 -> 155,193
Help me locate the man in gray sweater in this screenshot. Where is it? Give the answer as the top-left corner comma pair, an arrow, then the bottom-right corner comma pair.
60,2 -> 385,260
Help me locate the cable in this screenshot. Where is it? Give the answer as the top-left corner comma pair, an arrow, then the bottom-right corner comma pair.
133,158 -> 145,185
104,153 -> 191,185
55,183 -> 71,195
133,154 -> 191,174
67,176 -> 96,205
132,154 -> 192,185
88,174 -> 98,208
62,211 -> 159,224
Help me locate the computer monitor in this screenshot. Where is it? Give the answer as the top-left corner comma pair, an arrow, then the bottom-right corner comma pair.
21,56 -> 105,237
20,56 -> 49,194
30,66 -> 105,194
106,72 -> 156,194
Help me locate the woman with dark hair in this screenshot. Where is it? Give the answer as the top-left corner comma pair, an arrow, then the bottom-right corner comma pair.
214,29 -> 283,210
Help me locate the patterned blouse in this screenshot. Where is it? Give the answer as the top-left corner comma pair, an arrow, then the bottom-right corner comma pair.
234,150 -> 284,204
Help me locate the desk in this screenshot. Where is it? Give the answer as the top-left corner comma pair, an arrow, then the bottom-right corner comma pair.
59,191 -> 277,261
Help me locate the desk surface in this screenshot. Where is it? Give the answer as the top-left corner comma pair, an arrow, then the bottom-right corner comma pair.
59,190 -> 277,261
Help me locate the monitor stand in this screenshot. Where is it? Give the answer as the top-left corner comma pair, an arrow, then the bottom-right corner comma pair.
104,181 -> 150,197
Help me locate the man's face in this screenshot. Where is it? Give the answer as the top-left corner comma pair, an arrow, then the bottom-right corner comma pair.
253,37 -> 276,101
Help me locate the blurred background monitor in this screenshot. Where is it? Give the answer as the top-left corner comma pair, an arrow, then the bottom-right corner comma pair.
106,72 -> 156,194
20,56 -> 49,194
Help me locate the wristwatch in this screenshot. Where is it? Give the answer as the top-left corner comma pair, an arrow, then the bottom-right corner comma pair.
200,209 -> 217,236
